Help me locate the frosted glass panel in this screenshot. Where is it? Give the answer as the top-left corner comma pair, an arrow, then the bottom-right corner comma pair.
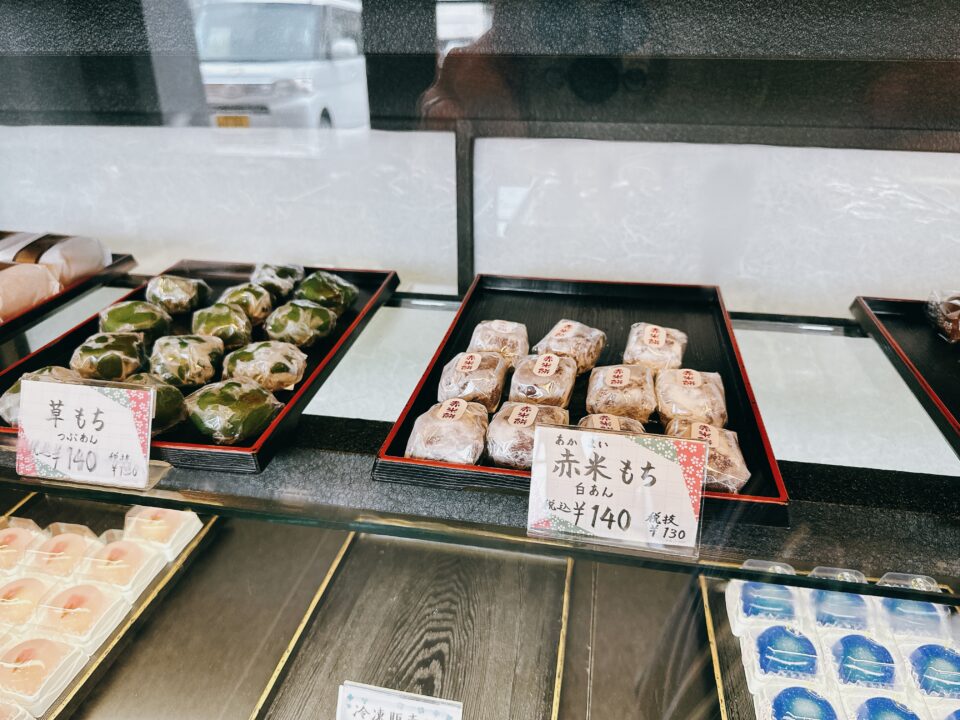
0,126 -> 457,293
475,138 -> 960,316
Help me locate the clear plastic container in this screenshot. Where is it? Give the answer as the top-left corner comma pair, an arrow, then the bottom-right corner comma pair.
78,531 -> 165,600
122,506 -> 202,562
725,580 -> 804,637
753,684 -> 843,720
740,624 -> 825,694
878,597 -> 950,640
823,631 -> 906,692
0,700 -> 30,720
0,576 -> 57,632
23,525 -> 102,579
925,697 -> 960,720
0,519 -> 47,574
34,583 -> 129,655
807,589 -> 874,633
902,641 -> 960,700
0,636 -> 85,717
842,692 -> 928,720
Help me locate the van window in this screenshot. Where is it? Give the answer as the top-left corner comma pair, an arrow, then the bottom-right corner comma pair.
197,3 -> 320,62
327,7 -> 364,54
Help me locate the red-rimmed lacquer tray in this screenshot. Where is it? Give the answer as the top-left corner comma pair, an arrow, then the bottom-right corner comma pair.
852,296 -> 960,459
375,275 -> 788,526
0,260 -> 398,473
0,253 -> 138,347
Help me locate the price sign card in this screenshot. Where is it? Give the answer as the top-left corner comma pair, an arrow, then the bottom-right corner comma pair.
337,682 -> 463,720
527,425 -> 708,558
15,379 -> 155,490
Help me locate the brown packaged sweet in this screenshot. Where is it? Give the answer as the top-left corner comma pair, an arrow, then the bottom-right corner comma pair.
533,319 -> 606,374
508,353 -> 578,408
586,364 -> 656,423
404,399 -> 489,465
622,322 -> 688,370
655,369 -> 727,426
487,402 -> 569,469
437,351 -> 508,412
665,418 -> 750,493
466,320 -> 529,368
926,290 -> 960,343
577,414 -> 646,434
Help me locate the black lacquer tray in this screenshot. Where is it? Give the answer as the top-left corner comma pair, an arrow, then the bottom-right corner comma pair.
376,275 -> 788,525
852,296 -> 960,458
0,254 -> 138,346
0,260 -> 398,472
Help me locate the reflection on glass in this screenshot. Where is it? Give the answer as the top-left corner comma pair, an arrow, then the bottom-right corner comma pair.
436,1 -> 492,63
195,0 -> 369,128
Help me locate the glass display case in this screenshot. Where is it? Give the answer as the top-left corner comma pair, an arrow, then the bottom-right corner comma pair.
1,1 -> 959,718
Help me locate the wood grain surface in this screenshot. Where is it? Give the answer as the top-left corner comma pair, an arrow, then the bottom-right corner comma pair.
72,518 -> 352,720
561,563 -> 721,720
263,535 -> 568,720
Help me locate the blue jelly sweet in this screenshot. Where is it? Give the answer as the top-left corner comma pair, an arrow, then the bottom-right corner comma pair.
832,634 -> 896,687
909,644 -> 960,697
946,710 -> 960,720
854,697 -> 921,720
813,590 -> 869,629
742,582 -> 796,620
770,686 -> 838,720
756,625 -> 818,677
881,598 -> 943,635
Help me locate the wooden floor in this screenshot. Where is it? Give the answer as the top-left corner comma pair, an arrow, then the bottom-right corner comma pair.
263,535 -> 569,720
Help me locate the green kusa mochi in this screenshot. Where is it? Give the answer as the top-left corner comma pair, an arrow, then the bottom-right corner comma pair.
218,283 -> 273,326
149,335 -> 225,388
294,271 -> 358,314
264,299 -> 336,348
192,303 -> 252,350
145,275 -> 211,314
250,264 -> 304,300
70,332 -> 145,381
223,341 -> 308,392
184,378 -> 282,445
0,366 -> 82,426
99,301 -> 172,346
126,373 -> 186,435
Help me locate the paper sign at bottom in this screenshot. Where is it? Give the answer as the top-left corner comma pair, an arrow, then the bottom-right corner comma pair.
337,682 -> 463,720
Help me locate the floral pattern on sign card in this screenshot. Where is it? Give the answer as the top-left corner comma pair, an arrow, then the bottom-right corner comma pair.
16,379 -> 156,490
527,425 -> 708,558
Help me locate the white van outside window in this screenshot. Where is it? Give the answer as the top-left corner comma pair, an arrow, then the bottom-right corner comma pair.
196,0 -> 369,128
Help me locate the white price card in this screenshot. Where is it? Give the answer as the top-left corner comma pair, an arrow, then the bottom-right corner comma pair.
15,379 -> 155,490
337,682 -> 463,720
527,425 -> 709,558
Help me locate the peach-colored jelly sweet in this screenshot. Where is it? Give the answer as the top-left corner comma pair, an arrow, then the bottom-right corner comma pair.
0,638 -> 71,697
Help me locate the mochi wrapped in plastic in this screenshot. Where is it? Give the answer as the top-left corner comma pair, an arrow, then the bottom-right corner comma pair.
486,402 -> 569,470
0,366 -> 81,426
99,301 -> 171,346
404,399 -> 488,465
185,378 -> 283,445
192,303 -> 252,350
437,351 -> 508,412
70,333 -> 145,381
218,283 -> 273,326
223,341 -> 308,392
145,275 -> 211,315
586,364 -> 656,423
508,353 -> 577,408
149,335 -> 224,388
265,299 -> 336,348
466,320 -> 529,368
622,322 -> 688,371
926,289 -> 960,343
533,319 -> 606,374
125,372 -> 186,435
655,369 -> 728,426
251,263 -> 305,300
295,270 -> 358,313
